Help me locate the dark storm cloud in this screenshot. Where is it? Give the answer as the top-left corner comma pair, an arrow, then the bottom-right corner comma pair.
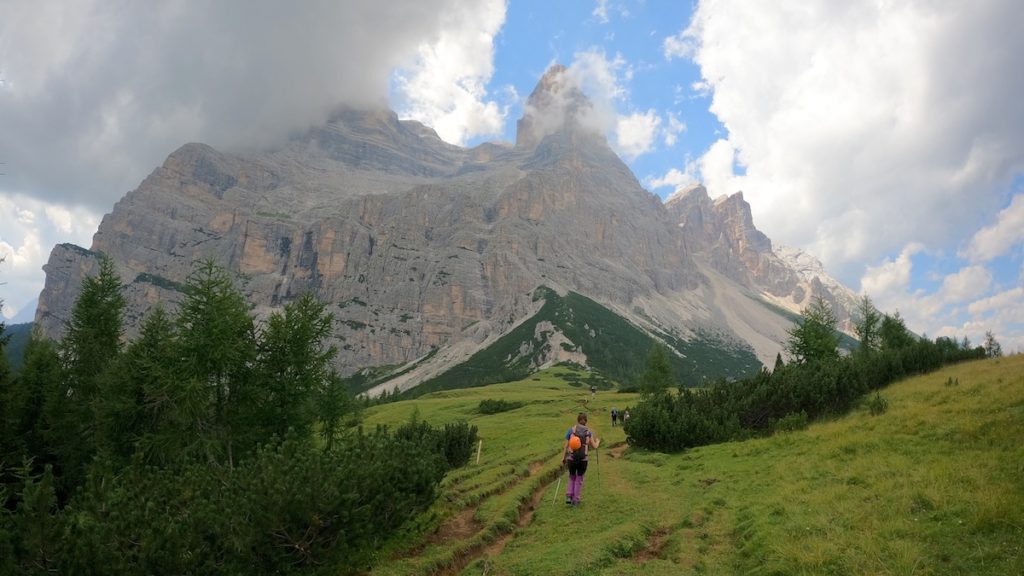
0,0 -> 477,209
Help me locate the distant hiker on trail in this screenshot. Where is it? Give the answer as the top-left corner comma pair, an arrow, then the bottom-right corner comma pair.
611,408 -> 618,427
622,409 -> 630,425
562,412 -> 600,505
590,384 -> 597,398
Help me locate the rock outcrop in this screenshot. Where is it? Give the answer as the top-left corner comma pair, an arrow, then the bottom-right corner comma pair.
665,184 -> 858,331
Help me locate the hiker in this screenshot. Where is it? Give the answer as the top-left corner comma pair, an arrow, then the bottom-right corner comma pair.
590,384 -> 597,398
562,412 -> 600,505
622,409 -> 630,425
611,407 -> 618,427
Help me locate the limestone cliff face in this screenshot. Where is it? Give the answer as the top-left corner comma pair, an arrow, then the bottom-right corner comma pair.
665,184 -> 858,332
36,66 -> 706,378
35,65 -> 858,385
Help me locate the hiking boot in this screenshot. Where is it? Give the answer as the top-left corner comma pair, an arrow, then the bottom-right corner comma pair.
565,497 -> 573,505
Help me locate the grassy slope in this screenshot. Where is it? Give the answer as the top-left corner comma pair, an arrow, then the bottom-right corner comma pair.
361,355 -> 1024,575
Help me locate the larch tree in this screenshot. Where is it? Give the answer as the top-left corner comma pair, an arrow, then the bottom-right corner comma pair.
785,296 -> 839,364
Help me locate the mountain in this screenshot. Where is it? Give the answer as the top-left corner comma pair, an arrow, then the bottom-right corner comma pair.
34,65 -> 859,393
10,299 -> 37,324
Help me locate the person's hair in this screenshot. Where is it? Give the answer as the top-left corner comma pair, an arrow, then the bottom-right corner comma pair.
577,412 -> 588,424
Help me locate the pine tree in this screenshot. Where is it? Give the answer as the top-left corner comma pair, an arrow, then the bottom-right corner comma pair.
95,306 -> 199,467
45,255 -> 125,494
0,298 -> 12,461
773,352 -> 785,372
176,260 -> 256,467
879,312 -> 914,352
4,331 -> 60,467
317,372 -> 356,451
639,344 -> 675,395
853,294 -> 882,354
785,296 -> 839,364
255,293 -> 336,440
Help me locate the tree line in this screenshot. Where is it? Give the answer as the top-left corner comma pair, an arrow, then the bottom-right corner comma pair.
0,257 -> 477,574
625,296 -> 1000,452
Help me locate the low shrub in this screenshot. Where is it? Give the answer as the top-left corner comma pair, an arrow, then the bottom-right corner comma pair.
478,399 -> 524,415
866,393 -> 888,416
772,411 -> 809,432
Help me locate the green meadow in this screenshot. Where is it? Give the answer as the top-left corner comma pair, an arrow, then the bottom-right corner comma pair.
362,354 -> 1024,575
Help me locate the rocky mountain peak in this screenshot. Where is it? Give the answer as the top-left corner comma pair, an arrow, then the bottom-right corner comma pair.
515,64 -> 601,149
665,183 -> 708,204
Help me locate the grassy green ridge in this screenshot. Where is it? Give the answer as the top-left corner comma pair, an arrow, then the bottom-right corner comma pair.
2,321 -> 32,372
407,287 -> 762,397
362,354 -> 1024,575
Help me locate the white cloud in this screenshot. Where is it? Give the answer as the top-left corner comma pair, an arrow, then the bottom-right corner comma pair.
860,243 -> 923,306
569,49 -> 631,105
697,139 -> 742,199
0,195 -> 99,320
663,29 -> 694,60
937,265 -> 992,305
592,0 -> 630,24
614,109 -> 661,159
663,112 -> 686,146
968,287 -> 1024,316
679,0 -> 1024,285
962,193 -> 1024,262
645,165 -> 698,192
0,0 -> 508,211
614,106 -> 688,159
522,48 -> 633,140
393,0 -> 508,145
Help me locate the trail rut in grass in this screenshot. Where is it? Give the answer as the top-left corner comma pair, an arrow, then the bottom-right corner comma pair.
480,471 -> 550,558
606,441 -> 629,458
429,507 -> 483,545
434,465 -> 561,576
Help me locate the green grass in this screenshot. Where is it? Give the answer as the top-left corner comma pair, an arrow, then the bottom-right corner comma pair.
132,271 -> 186,292
360,354 -> 1024,575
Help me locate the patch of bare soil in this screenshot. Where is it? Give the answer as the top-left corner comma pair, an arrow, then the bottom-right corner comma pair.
633,527 -> 671,563
607,441 -> 629,459
528,459 -> 544,476
428,507 -> 483,545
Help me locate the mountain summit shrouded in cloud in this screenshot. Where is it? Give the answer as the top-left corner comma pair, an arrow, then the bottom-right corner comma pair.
0,0 -> 507,210
1,0 -> 1022,352
0,0 -> 508,319
515,63 -> 609,149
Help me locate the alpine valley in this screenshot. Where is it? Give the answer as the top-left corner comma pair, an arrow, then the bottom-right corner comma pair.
34,65 -> 859,396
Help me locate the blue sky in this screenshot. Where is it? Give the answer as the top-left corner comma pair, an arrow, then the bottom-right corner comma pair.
2,0 -> 1023,351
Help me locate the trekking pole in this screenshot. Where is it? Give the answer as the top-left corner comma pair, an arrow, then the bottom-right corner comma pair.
596,446 -> 601,492
551,465 -> 563,505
